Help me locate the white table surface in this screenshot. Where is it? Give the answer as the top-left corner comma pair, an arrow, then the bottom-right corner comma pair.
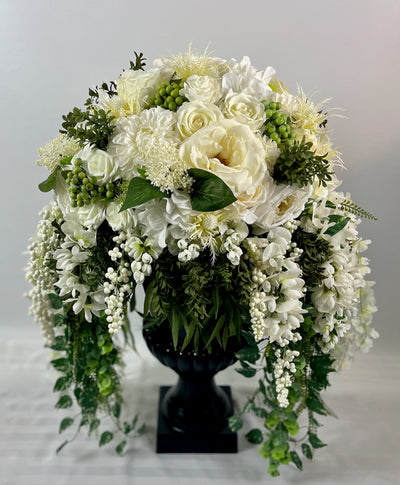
1,321 -> 399,485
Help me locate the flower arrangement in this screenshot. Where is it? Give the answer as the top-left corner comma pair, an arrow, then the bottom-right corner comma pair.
26,48 -> 378,476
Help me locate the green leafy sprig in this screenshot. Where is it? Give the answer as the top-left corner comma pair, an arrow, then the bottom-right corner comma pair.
339,199 -> 377,220
273,137 -> 333,188
60,107 -> 115,151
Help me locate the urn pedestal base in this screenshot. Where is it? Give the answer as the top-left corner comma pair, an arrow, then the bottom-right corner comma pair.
156,386 -> 238,453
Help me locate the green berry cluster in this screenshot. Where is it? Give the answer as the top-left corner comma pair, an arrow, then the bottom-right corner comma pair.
66,158 -> 116,207
148,80 -> 187,112
262,101 -> 295,147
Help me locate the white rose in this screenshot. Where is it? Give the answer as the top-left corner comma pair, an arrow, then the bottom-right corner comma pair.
116,67 -> 172,114
77,145 -> 119,185
74,202 -> 106,229
181,75 -> 222,103
222,91 -> 266,131
106,202 -> 137,232
180,119 -> 268,216
176,101 -> 223,138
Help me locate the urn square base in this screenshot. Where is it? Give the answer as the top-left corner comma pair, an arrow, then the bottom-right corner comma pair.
156,386 -> 238,453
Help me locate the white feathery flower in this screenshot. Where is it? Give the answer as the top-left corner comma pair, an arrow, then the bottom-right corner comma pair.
37,134 -> 80,172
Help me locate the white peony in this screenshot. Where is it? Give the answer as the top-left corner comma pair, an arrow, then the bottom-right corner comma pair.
77,145 -> 119,185
222,91 -> 266,131
253,183 -> 312,234
176,100 -> 223,138
181,75 -> 222,103
180,119 -> 269,219
222,56 -> 275,101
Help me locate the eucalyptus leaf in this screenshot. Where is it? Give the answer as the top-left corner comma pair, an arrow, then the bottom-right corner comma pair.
120,177 -> 169,211
188,168 -> 236,212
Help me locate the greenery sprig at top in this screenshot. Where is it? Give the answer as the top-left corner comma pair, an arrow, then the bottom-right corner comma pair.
26,48 -> 378,476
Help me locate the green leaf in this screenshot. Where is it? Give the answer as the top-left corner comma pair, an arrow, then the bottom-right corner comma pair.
56,440 -> 69,454
137,423 -> 146,436
59,417 -> 74,433
228,414 -> 243,432
302,443 -> 313,460
99,431 -> 114,447
170,307 -> 184,350
246,428 -> 263,444
253,407 -> 268,419
53,376 -> 70,392
55,395 -> 73,409
48,293 -> 63,309
235,365 -> 257,378
309,433 -> 327,449
235,345 -> 259,365
89,418 -> 101,435
290,451 -> 303,470
112,402 -> 121,419
115,440 -> 127,456
50,336 -> 67,351
38,169 -> 59,192
325,200 -> 336,209
120,177 -> 169,211
306,393 -> 329,416
59,156 -> 73,166
51,358 -> 70,373
324,216 -> 350,236
53,313 -> 65,327
188,168 -> 237,212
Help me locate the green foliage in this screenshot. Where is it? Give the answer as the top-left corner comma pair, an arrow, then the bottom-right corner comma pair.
60,107 -> 115,151
292,228 -> 332,288
129,51 -> 147,71
143,250 -> 253,352
340,199 -> 377,220
120,177 -> 170,211
38,169 -> 59,192
273,136 -> 333,188
324,214 -> 350,236
188,168 -> 237,212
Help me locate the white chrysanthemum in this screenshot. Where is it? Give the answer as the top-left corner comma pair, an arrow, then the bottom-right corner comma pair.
261,135 -> 281,173
108,107 -> 179,180
37,134 -> 80,172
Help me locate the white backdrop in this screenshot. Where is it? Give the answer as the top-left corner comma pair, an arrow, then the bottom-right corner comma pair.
0,0 -> 399,483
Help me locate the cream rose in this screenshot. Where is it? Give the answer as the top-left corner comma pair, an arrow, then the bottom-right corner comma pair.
77,145 -> 119,185
180,119 -> 268,217
176,101 -> 223,138
222,91 -> 266,131
181,75 -> 222,103
106,202 -> 137,232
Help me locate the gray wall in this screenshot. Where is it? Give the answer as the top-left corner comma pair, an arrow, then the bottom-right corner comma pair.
1,0 -> 399,355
